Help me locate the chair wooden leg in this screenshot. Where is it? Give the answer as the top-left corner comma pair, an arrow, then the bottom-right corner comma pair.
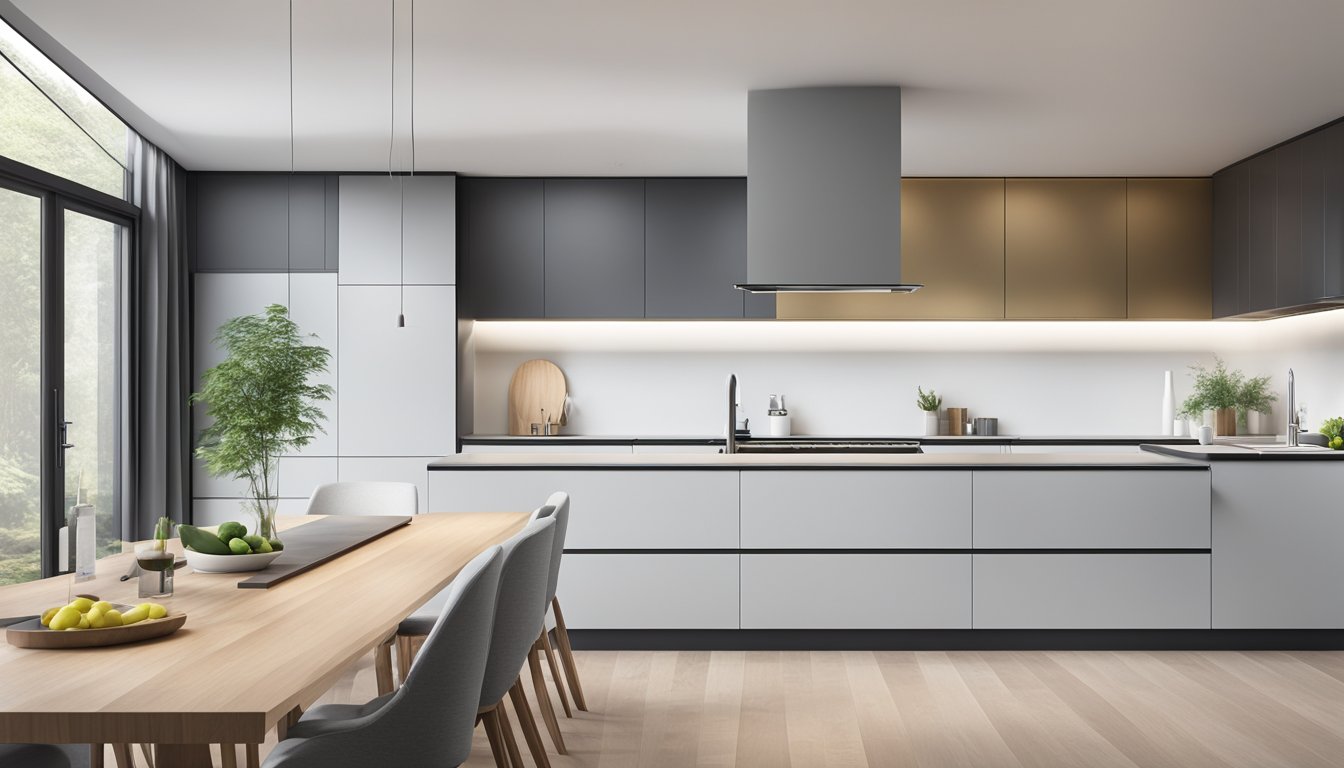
375,636 -> 396,695
539,629 -> 572,717
529,640 -> 568,754
111,745 -> 134,768
495,699 -> 528,768
508,678 -> 553,768
552,597 -> 588,711
480,707 -> 511,768
396,634 -> 422,684
220,744 -> 239,768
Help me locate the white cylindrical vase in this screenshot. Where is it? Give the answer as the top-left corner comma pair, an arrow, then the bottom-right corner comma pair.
924,412 -> 940,436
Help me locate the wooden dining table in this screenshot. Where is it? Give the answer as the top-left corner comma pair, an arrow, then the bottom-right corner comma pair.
0,511 -> 529,767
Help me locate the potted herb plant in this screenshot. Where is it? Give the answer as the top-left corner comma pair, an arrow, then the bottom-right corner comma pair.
917,387 -> 943,436
1236,374 -> 1276,434
1183,357 -> 1244,436
192,304 -> 332,544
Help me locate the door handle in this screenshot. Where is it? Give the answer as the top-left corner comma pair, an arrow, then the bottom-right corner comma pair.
54,388 -> 74,468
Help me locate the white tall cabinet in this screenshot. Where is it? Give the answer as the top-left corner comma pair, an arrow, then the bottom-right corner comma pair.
191,176 -> 457,524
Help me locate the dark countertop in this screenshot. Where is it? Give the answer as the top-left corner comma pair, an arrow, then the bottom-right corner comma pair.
1141,443 -> 1344,461
462,434 -> 1204,447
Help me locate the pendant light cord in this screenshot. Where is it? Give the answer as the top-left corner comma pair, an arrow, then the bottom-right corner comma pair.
287,0 -> 294,311
389,0 -> 406,326
404,0 -> 413,322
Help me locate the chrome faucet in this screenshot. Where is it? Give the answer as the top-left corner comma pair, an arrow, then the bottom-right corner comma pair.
1286,368 -> 1299,447
726,373 -> 738,454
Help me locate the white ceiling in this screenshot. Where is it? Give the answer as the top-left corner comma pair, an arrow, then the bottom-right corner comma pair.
10,0 -> 1344,176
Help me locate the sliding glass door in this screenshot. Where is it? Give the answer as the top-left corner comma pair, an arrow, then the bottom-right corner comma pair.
0,180 -> 128,584
0,184 -> 43,585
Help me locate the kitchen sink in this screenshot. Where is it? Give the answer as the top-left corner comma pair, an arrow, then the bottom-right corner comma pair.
1237,444 -> 1331,453
733,440 -> 923,454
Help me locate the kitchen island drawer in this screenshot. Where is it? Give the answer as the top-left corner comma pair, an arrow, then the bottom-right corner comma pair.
740,554 -> 971,629
429,469 -> 738,549
740,471 -> 972,548
973,553 -> 1211,628
972,470 -> 1209,548
557,554 -> 739,629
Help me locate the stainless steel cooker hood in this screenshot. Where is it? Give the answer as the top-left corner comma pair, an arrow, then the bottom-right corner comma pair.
738,86 -> 920,294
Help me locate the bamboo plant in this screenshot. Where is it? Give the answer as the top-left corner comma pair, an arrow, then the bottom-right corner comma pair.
191,304 -> 331,540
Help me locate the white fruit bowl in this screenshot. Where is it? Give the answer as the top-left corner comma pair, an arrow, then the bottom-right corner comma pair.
183,548 -> 282,574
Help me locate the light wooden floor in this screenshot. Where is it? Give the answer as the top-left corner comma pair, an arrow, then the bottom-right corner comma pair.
151,648 -> 1344,767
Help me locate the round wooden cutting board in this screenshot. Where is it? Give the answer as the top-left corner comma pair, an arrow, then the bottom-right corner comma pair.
508,359 -> 568,436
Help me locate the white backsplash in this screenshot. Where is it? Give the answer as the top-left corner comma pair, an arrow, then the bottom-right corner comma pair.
470,311 -> 1344,438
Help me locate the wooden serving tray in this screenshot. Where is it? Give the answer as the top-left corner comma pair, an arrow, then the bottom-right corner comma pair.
5,607 -> 186,650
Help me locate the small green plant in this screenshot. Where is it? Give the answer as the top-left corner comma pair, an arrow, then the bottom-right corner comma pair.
192,305 -> 332,537
916,387 -> 943,412
1183,357 -> 1244,413
1235,374 -> 1276,428
153,516 -> 171,548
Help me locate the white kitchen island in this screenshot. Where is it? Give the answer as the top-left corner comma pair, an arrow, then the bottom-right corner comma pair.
426,451 -> 1296,647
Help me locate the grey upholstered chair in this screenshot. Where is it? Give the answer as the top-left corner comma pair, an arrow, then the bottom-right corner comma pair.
538,491 -> 586,717
0,743 -> 90,768
305,482 -> 418,516
305,481 -> 420,692
390,496 -> 583,760
398,517 -> 557,768
515,493 -> 577,754
380,503 -> 553,692
261,544 -> 504,768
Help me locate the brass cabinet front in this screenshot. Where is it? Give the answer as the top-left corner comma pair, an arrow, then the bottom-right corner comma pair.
780,177 -> 1213,321
1127,178 -> 1213,319
777,178 -> 1006,319
1005,178 -> 1128,319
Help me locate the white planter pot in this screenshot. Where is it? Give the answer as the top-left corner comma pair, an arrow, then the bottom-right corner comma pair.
924,412 -> 940,436
1246,410 -> 1265,435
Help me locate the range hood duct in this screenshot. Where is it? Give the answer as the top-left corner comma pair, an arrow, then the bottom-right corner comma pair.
739,86 -> 920,294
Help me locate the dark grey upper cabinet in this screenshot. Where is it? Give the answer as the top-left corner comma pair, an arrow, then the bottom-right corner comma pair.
191,173 -> 331,272
645,178 -> 748,318
1212,166 -> 1241,318
1244,153 -> 1277,313
1301,121 -> 1344,301
544,179 -> 646,318
1326,123 -> 1344,298
460,178 -> 544,318
1275,142 -> 1304,307
1213,118 -> 1344,317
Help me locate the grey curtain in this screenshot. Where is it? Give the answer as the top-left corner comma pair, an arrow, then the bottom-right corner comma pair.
125,136 -> 191,538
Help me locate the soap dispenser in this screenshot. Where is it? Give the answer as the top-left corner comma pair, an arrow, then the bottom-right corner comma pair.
768,394 -> 791,437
